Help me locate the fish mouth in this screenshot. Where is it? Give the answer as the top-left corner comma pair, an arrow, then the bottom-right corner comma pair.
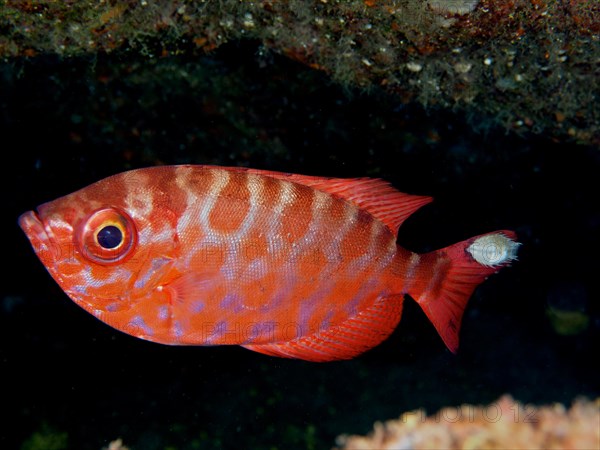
18,209 -> 60,265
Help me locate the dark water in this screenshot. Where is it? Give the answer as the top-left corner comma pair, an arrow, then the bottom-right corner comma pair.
1,42 -> 598,449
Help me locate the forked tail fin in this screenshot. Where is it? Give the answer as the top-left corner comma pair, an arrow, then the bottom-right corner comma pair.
406,231 -> 520,353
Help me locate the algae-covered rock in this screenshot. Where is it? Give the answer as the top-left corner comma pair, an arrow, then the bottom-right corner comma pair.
1,1 -> 598,145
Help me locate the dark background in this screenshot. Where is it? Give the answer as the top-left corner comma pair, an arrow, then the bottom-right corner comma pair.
1,41 -> 598,449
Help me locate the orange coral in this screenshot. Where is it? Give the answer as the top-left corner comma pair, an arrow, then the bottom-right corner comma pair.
336,396 -> 600,450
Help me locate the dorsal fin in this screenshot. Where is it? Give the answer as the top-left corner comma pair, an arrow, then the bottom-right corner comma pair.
288,176 -> 433,235
220,166 -> 432,235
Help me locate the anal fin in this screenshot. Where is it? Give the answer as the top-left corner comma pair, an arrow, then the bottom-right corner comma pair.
242,295 -> 404,362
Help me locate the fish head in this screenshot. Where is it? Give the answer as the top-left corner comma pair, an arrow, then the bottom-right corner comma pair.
18,171 -> 182,326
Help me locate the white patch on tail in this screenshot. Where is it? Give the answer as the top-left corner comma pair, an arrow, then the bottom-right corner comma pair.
467,233 -> 520,267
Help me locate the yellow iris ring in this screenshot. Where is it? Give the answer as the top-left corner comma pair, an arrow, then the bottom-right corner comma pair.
94,220 -> 126,250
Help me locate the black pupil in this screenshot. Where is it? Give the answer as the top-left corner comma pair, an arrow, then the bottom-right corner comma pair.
97,225 -> 123,249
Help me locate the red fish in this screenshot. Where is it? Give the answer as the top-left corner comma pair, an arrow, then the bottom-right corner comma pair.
18,165 -> 519,362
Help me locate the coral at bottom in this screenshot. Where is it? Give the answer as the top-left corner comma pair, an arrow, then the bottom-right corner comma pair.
102,439 -> 129,450
335,395 -> 599,450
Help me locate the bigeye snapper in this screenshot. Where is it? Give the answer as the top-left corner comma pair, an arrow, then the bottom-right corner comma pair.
19,165 -> 519,361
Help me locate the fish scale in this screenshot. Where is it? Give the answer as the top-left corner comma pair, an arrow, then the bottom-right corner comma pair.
182,171 -> 388,341
19,164 -> 520,361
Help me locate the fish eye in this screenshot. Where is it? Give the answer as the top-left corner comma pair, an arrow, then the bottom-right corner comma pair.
78,208 -> 136,265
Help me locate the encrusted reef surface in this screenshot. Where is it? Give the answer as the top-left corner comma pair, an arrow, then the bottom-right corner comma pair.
1,0 -> 599,145
336,396 -> 600,450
